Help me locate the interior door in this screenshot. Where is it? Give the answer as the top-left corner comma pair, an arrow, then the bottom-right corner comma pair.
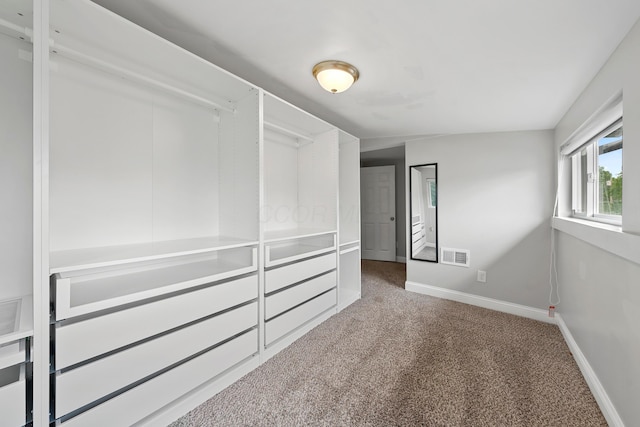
360,166 -> 396,261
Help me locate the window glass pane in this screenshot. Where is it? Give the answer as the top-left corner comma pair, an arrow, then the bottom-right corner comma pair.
428,180 -> 437,208
597,126 -> 623,215
579,149 -> 588,214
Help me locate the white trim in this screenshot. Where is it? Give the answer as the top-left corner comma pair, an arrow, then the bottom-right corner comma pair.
556,315 -> 624,427
405,281 -> 556,324
396,256 -> 406,263
552,217 -> 640,266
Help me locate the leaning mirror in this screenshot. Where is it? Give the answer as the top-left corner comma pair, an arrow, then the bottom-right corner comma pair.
410,163 -> 438,262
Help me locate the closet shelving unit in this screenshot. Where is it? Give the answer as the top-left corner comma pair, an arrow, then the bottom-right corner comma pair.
0,1 -> 35,426
261,93 -> 339,357
338,131 -> 362,311
46,0 -> 261,425
0,0 -> 362,425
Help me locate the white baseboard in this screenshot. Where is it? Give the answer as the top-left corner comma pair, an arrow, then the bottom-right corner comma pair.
556,314 -> 624,427
396,256 -> 406,263
405,281 -> 556,324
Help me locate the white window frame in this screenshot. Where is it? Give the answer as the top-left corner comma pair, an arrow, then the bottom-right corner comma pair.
569,118 -> 622,225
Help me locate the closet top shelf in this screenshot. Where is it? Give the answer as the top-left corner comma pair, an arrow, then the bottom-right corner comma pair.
49,0 -> 256,106
0,295 -> 33,346
263,228 -> 337,244
50,236 -> 258,274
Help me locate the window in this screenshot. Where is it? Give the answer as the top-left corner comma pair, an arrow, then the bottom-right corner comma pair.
570,119 -> 623,223
427,179 -> 437,208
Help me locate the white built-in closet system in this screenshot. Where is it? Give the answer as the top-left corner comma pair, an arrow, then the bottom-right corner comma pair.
0,0 -> 361,426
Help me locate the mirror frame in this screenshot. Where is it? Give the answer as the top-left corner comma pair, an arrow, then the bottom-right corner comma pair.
409,163 -> 438,263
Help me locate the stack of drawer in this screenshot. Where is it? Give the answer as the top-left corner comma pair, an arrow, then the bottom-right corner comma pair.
264,251 -> 337,346
0,337 -> 30,427
50,271 -> 259,426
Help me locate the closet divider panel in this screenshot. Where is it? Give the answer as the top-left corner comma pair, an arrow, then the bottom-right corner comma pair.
339,133 -> 361,245
337,131 -> 361,311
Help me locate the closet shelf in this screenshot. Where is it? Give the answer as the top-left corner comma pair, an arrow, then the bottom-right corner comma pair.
50,236 -> 259,274
263,228 -> 336,244
339,238 -> 360,248
0,295 -> 33,346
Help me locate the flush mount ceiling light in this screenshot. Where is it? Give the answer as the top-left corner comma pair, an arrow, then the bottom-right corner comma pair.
312,60 -> 359,94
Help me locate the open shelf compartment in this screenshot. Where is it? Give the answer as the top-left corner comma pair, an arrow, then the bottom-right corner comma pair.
265,233 -> 336,268
48,0 -> 260,264
263,92 -> 338,238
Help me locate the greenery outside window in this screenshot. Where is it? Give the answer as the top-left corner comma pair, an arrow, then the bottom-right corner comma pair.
570,118 -> 623,224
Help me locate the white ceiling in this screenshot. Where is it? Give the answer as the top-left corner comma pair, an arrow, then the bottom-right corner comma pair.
92,0 -> 640,140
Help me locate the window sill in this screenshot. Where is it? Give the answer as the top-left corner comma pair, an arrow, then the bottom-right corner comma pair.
552,217 -> 640,265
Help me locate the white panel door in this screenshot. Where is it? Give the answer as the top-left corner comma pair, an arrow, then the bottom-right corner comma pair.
360,166 -> 396,261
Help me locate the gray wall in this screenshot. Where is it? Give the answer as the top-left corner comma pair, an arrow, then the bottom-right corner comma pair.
554,18 -> 640,426
361,157 -> 407,260
405,130 -> 555,309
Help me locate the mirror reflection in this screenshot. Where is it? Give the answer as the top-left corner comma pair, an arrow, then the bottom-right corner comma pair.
410,163 -> 438,262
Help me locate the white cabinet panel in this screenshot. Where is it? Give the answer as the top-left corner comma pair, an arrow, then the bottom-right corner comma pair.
55,275 -> 257,369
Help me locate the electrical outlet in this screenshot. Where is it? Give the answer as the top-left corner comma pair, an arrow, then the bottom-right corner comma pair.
476,270 -> 487,283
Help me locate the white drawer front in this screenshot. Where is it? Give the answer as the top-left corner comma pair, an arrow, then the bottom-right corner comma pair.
265,253 -> 336,294
265,271 -> 336,320
60,330 -> 258,427
55,302 -> 257,417
265,289 -> 336,346
0,369 -> 26,427
56,275 -> 257,370
0,341 -> 25,370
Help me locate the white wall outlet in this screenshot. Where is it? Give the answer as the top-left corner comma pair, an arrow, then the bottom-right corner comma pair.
477,270 -> 487,283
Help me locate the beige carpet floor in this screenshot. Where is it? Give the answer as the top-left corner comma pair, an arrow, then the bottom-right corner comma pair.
170,260 -> 606,426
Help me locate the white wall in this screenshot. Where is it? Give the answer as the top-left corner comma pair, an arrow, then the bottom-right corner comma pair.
553,18 -> 640,426
406,130 -> 554,309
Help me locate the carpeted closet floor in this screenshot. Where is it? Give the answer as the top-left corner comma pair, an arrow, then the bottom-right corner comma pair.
170,260 -> 606,426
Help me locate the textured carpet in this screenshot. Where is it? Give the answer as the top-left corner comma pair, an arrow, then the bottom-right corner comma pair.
170,260 -> 606,426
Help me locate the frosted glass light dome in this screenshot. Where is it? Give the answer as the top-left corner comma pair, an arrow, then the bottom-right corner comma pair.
312,60 -> 359,94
